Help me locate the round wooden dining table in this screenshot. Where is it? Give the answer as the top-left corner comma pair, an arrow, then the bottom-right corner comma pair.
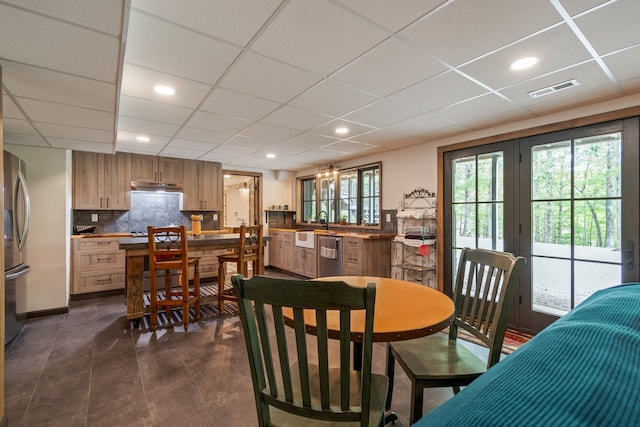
304,276 -> 454,343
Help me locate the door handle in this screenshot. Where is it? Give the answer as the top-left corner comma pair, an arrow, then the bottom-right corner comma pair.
620,240 -> 634,270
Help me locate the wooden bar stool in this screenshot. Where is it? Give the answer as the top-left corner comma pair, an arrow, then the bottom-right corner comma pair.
217,224 -> 263,313
148,225 -> 201,331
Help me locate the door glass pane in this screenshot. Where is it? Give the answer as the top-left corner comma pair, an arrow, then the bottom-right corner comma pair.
338,171 -> 357,223
530,131 -> 623,316
531,201 -> 571,258
452,203 -> 476,249
477,153 -> 503,202
477,202 -> 503,251
532,141 -> 572,200
319,176 -> 335,223
453,156 -> 475,203
532,256 -> 571,316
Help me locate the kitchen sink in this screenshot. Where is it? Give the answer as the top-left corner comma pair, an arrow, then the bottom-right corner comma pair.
295,231 -> 315,249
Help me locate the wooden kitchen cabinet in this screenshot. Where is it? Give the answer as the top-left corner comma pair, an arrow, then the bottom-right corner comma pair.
343,236 -> 391,277
72,237 -> 126,294
73,151 -> 131,210
293,247 -> 317,278
131,153 -> 182,184
181,160 -> 222,211
269,230 -> 294,272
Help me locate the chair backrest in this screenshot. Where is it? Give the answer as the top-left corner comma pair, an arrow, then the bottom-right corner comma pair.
234,224 -> 263,268
147,225 -> 189,270
450,247 -> 526,367
232,275 -> 377,426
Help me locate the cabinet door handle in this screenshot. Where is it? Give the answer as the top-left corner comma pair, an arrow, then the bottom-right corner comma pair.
159,172 -> 163,182
96,278 -> 112,284
96,257 -> 112,263
100,197 -> 103,208
106,198 -> 109,209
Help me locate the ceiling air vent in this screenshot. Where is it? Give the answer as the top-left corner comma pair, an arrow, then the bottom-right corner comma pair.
528,79 -> 580,98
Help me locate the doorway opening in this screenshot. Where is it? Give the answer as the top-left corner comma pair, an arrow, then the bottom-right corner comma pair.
223,171 -> 262,227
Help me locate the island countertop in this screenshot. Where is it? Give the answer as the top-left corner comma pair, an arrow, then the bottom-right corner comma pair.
118,233 -> 271,251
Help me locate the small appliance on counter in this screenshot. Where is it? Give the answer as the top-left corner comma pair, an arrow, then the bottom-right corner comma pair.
4,150 -> 31,345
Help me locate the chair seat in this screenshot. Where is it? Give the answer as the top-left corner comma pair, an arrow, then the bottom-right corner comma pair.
390,334 -> 488,386
155,257 -> 200,270
267,362 -> 388,426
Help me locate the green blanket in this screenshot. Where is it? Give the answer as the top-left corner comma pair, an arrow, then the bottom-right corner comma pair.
414,283 -> 640,427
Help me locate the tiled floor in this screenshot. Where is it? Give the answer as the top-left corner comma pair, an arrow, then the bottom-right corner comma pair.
5,269 -> 487,426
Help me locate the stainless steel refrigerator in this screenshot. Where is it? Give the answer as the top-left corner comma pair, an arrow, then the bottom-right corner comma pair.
4,150 -> 31,345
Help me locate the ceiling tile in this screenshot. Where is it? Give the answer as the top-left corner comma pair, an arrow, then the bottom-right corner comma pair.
250,0 -> 389,75
167,138 -> 219,152
3,62 -> 116,111
332,0 -> 446,33
116,130 -> 170,147
119,95 -> 192,124
285,133 -> 340,148
5,0 -> 125,36
120,64 -> 212,109
174,127 -> 233,144
560,0 -> 610,16
400,0 -> 562,66
34,122 -> 114,143
240,123 -> 300,144
133,0 -> 282,46
48,138 -> 113,152
574,0 -> 640,54
332,37 -> 446,97
603,45 -> 640,84
262,106 -> 333,131
432,94 -> 535,129
0,4 -> 121,82
499,61 -> 614,107
220,52 -> 322,103
311,119 -> 376,139
2,94 -> 26,119
321,139 -> 376,154
125,10 -> 241,84
116,116 -> 180,137
290,79 -> 378,117
3,118 -> 39,135
199,88 -> 280,121
460,25 -> 594,90
186,111 -> 251,134
16,98 -> 114,130
3,132 -> 49,147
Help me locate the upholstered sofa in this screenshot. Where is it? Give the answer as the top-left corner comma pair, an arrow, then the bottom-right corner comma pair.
414,283 -> 640,426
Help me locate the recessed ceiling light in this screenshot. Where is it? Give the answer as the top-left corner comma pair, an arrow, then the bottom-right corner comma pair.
335,127 -> 349,135
136,135 -> 150,142
153,85 -> 175,95
266,153 -> 276,158
510,57 -> 539,71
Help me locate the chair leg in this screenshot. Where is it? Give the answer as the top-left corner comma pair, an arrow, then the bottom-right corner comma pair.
150,272 -> 158,331
218,261 -> 225,313
193,264 -> 200,321
181,271 -> 189,331
409,381 -> 425,425
385,345 -> 395,410
164,270 -> 171,318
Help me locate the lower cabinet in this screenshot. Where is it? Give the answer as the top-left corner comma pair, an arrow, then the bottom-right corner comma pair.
343,236 -> 391,277
269,230 -> 294,272
293,247 -> 317,278
188,248 -> 227,280
72,237 -> 125,294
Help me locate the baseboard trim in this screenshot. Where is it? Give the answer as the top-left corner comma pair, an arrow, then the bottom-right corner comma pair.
16,306 -> 69,320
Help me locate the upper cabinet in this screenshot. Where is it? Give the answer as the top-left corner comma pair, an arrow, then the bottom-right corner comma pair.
181,160 -> 222,211
131,153 -> 183,184
73,152 -> 131,210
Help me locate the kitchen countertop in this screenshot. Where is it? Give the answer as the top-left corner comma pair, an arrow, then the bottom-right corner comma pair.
269,227 -> 393,239
71,230 -> 231,239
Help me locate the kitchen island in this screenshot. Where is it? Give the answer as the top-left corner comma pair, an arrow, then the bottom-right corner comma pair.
119,233 -> 271,325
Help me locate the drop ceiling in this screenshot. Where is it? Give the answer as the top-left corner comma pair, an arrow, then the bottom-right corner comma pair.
1,0 -> 639,172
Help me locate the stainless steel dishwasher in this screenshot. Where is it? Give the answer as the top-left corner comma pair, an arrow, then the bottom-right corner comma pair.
317,235 -> 343,277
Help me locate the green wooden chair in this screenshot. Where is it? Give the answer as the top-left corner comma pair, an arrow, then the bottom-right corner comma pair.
386,247 -> 526,424
231,275 -> 388,427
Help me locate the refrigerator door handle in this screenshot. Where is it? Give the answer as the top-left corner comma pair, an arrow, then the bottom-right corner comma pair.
5,263 -> 31,280
15,168 -> 31,250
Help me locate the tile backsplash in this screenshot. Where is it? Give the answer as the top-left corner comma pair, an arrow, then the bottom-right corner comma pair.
72,191 -> 220,234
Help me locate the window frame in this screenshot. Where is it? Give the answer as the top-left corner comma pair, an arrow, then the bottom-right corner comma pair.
298,162 -> 381,228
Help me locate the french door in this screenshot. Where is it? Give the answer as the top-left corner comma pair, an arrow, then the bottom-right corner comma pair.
444,117 -> 639,332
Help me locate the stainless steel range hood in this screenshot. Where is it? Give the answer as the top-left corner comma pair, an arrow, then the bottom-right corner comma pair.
131,180 -> 183,192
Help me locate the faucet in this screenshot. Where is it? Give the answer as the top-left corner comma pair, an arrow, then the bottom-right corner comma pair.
317,211 -> 329,230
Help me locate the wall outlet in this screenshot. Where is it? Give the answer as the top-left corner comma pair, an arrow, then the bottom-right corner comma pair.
385,213 -> 391,223
213,213 -> 218,221
91,213 -> 99,222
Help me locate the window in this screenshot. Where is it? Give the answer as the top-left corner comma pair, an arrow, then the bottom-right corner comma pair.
299,163 -> 381,226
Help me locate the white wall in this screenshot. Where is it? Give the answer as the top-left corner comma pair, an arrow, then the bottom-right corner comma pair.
225,187 -> 250,227
4,145 -> 70,313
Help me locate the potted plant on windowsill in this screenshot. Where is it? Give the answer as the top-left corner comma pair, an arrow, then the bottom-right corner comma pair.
340,215 -> 348,226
